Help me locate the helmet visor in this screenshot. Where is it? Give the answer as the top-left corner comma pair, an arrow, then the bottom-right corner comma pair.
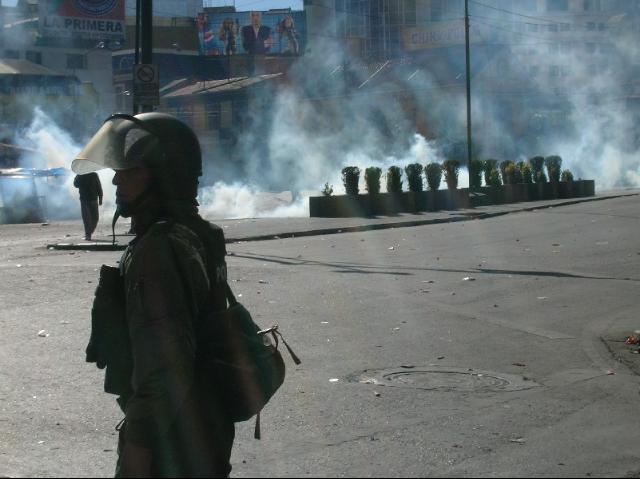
72,116 -> 154,174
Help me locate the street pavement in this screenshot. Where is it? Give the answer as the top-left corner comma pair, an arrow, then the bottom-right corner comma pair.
1,191 -> 639,477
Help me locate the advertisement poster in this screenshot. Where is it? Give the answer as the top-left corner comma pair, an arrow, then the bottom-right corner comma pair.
39,0 -> 125,40
197,10 -> 306,56
402,20 -> 483,51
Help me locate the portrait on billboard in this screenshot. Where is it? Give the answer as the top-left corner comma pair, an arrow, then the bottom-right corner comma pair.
241,11 -> 273,55
219,18 -> 239,56
197,10 -> 306,57
276,15 -> 300,56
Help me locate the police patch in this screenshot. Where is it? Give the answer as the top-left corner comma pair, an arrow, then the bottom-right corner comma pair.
74,0 -> 118,17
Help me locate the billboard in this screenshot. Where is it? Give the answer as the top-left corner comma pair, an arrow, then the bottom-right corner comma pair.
40,0 -> 125,40
197,10 -> 306,56
403,20 -> 483,51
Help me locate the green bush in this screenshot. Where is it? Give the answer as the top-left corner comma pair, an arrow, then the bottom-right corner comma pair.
425,163 -> 442,191
561,169 -> 574,182
322,182 -> 333,196
341,166 -> 361,195
487,168 -> 502,187
404,163 -> 424,192
386,166 -> 403,193
529,156 -> 545,182
521,163 -> 533,184
503,162 -> 518,185
545,155 -> 562,183
483,159 -> 498,185
499,161 -> 511,184
364,167 -> 382,194
469,159 -> 483,189
442,159 -> 460,190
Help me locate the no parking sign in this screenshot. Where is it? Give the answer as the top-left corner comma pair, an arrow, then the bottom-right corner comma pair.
133,64 -> 159,106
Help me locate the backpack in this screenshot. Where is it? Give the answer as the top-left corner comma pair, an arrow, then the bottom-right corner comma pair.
183,221 -> 300,438
196,281 -> 300,438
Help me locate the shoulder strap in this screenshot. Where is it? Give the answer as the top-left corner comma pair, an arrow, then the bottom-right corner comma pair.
224,282 -> 238,308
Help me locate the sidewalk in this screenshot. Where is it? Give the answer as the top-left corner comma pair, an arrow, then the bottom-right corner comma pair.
48,188 -> 640,250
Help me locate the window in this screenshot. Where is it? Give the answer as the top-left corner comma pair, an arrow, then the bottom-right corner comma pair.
586,42 -> 597,54
598,22 -> 606,31
550,65 -> 561,77
529,65 -> 540,77
205,102 -> 221,131
561,23 -> 571,31
587,22 -> 596,31
549,43 -> 560,54
3,50 -> 20,59
548,24 -> 559,32
521,0 -> 537,11
26,51 -> 42,64
67,54 -> 86,70
547,0 -> 568,11
431,0 -> 442,21
404,0 -> 416,26
528,23 -> 539,32
584,0 -> 601,11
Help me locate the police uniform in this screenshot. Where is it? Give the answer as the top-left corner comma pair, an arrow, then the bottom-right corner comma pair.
75,113 -> 235,477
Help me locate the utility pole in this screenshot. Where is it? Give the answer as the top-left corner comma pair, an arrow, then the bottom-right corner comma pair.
464,0 -> 473,185
134,0 -> 141,114
140,0 -> 153,113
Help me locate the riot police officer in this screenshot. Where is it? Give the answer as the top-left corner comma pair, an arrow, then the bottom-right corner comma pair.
73,113 -> 234,477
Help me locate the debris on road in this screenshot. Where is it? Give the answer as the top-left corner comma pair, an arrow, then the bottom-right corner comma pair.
626,334 -> 640,345
329,378 -> 340,383
512,363 -> 527,367
463,277 -> 476,281
606,369 -> 616,375
510,438 -> 526,444
37,330 -> 49,337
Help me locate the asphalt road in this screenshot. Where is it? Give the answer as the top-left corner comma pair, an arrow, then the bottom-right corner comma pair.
1,194 -> 639,477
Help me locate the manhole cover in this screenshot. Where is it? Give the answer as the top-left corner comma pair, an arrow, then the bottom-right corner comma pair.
351,366 -> 538,393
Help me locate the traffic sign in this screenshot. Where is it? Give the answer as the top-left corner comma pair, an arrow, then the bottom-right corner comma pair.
133,64 -> 159,106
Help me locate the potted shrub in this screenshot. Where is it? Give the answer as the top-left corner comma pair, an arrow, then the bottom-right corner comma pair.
365,167 -> 382,195
341,166 -> 361,195
383,166 -> 403,215
425,163 -> 442,211
405,163 -> 424,192
503,162 -> 524,203
404,163 -> 425,212
529,156 -> 545,182
502,161 -> 517,185
469,159 -> 483,189
545,155 -> 562,183
442,159 -> 460,190
521,163 -> 533,184
441,160 -> 469,209
559,169 -> 574,198
483,159 -> 498,186
519,162 -> 534,200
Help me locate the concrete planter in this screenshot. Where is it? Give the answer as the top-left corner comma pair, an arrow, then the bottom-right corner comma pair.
309,194 -> 370,218
437,189 -> 471,210
308,181 -> 595,217
402,191 -> 428,213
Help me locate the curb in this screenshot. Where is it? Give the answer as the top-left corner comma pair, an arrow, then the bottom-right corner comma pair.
224,192 -> 640,244
46,192 -> 639,251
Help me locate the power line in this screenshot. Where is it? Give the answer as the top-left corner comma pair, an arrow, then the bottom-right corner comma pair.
470,17 -> 559,41
469,0 -> 566,25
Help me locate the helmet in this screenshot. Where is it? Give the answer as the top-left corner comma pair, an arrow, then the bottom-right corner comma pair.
72,112 -> 202,203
